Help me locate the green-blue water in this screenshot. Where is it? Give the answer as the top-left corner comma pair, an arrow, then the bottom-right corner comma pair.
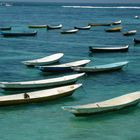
0,2 -> 140,140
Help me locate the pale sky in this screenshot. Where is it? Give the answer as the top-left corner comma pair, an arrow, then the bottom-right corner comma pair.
1,0 -> 140,3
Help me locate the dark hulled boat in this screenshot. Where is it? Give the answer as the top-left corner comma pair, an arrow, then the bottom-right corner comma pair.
105,27 -> 122,32
1,31 -> 37,37
134,38 -> 140,44
89,45 -> 129,53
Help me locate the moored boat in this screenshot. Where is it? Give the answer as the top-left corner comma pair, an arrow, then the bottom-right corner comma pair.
62,91 -> 140,116
89,23 -> 111,26
28,25 -> 47,28
1,31 -> 37,37
0,84 -> 82,106
22,53 -> 64,67
0,73 -> 85,90
123,30 -> 137,36
112,20 -> 121,25
89,45 -> 129,53
47,24 -> 62,30
134,16 -> 139,19
74,25 -> 91,30
0,27 -> 11,30
105,27 -> 122,32
133,38 -> 140,44
72,61 -> 128,73
38,60 -> 91,72
61,29 -> 78,34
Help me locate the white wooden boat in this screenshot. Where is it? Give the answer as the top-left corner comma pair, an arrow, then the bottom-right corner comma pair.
61,29 -> 79,34
47,24 -> 62,30
38,60 -> 91,72
0,73 -> 85,89
112,20 -> 122,25
71,61 -> 128,73
22,53 -> 64,66
123,30 -> 137,36
62,91 -> 140,116
89,45 -> 129,53
0,84 -> 82,106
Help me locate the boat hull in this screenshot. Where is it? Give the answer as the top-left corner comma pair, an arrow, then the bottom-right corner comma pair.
89,46 -> 128,53
71,100 -> 140,117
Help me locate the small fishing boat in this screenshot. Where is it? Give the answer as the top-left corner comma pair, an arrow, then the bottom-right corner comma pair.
61,29 -> 78,34
0,73 -> 85,90
47,24 -> 62,30
0,27 -> 11,30
28,25 -> 47,28
89,23 -> 111,26
62,91 -> 140,116
38,60 -> 91,72
72,61 -> 128,73
0,84 -> 82,106
123,30 -> 137,36
1,31 -> 37,37
112,20 -> 121,25
89,45 -> 129,53
105,27 -> 122,32
74,25 -> 91,30
22,53 -> 64,67
134,38 -> 140,44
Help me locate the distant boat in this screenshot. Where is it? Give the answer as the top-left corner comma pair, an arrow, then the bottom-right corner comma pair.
61,29 -> 78,34
123,30 -> 137,36
0,73 -> 85,90
0,27 -> 11,30
112,20 -> 122,25
89,45 -> 129,53
105,27 -> 122,32
134,38 -> 140,44
62,91 -> 140,116
134,16 -> 139,19
0,84 -> 82,106
28,25 -> 47,28
47,24 -> 62,30
74,25 -> 91,30
72,61 -> 128,73
22,53 -> 64,67
1,31 -> 37,37
89,23 -> 111,26
38,60 -> 91,72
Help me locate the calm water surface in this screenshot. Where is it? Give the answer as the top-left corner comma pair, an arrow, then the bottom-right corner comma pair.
0,2 -> 140,140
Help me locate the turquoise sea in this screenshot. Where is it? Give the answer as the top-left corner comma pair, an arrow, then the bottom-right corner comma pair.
0,2 -> 140,140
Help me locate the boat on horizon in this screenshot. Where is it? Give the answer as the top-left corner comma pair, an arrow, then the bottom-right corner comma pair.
112,20 -> 122,25
28,25 -> 47,28
61,29 -> 79,34
1,31 -> 37,37
74,25 -> 91,30
105,27 -> 122,32
47,24 -> 62,30
123,30 -> 137,36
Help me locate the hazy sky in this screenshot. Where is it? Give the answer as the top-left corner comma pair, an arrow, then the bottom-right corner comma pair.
1,0 -> 140,3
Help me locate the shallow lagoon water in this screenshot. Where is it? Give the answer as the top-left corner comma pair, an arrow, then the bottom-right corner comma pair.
0,2 -> 140,140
